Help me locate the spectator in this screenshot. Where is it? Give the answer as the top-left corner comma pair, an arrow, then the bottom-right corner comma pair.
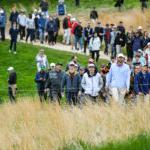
40,0 -> 49,16
75,0 -> 80,7
0,9 -> 6,41
9,22 -> 19,54
62,62 -> 81,105
114,0 -> 124,11
74,21 -> 83,51
90,7 -> 98,23
9,6 -> 18,25
57,1 -> 66,16
104,24 -> 111,55
83,22 -> 93,54
18,10 -> 27,40
89,32 -> 101,62
46,16 -> 55,45
134,65 -> 150,103
140,0 -> 148,12
106,53 -> 131,104
45,63 -> 64,103
35,66 -> 47,102
36,49 -> 49,72
62,14 -> 72,45
26,14 -> 35,43
143,42 -> 150,66
81,63 -> 103,102
126,31 -> 133,60
117,21 -> 125,34
142,31 -> 150,48
7,67 -> 17,103
38,13 -> 46,44
94,22 -> 104,43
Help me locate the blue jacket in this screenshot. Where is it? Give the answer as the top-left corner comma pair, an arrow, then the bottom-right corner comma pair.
38,16 -> 46,31
132,37 -> 143,52
35,71 -> 47,90
0,13 -> 6,27
61,72 -> 81,93
46,20 -> 56,32
9,27 -> 19,41
134,71 -> 150,95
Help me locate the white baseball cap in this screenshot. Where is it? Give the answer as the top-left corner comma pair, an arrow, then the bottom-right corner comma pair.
88,63 -> 95,68
69,61 -> 75,66
50,63 -> 55,67
117,53 -> 125,58
7,67 -> 14,71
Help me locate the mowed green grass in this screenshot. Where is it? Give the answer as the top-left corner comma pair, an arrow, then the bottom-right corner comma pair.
0,0 -> 144,14
61,134 -> 150,150
0,40 -> 108,101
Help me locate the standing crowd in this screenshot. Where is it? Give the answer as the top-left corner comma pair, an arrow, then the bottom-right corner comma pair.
0,0 -> 149,104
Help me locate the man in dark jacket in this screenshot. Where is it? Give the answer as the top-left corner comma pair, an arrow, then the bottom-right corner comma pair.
75,0 -> 80,7
90,7 -> 98,23
9,7 -> 18,25
117,21 -> 125,34
7,67 -> 17,103
45,63 -> 64,104
62,62 -> 81,105
83,23 -> 93,54
134,65 -> 150,102
114,0 -> 124,11
0,9 -> 6,41
74,21 -> 83,51
35,66 -> 47,102
9,23 -> 19,54
94,22 -> 104,42
40,0 -> 49,16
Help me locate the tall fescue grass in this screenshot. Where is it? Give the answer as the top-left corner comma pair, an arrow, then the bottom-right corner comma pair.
0,98 -> 150,150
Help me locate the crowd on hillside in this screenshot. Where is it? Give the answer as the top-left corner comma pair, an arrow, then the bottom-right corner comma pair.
0,0 -> 149,104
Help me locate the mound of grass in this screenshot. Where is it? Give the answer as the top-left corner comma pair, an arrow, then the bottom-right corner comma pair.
0,40 -> 108,101
61,134 -> 150,150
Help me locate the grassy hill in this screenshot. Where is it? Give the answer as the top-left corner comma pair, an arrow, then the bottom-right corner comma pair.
0,40 -> 108,101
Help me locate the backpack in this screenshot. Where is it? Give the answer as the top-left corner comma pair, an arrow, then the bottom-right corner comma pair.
58,4 -> 65,16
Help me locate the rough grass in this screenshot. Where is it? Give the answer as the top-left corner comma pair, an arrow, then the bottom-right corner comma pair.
0,100 -> 150,150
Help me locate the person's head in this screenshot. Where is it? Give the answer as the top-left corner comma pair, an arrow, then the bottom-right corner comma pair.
87,22 -> 91,28
67,14 -> 72,19
137,26 -> 142,32
93,7 -> 96,10
7,67 -> 14,74
29,13 -> 32,19
106,24 -> 109,28
50,63 -> 56,71
88,63 -> 96,75
39,49 -> 45,56
117,53 -> 125,65
55,63 -> 63,72
97,22 -> 101,27
134,65 -> 141,74
79,67 -> 85,75
135,54 -> 140,61
135,32 -> 140,37
119,21 -> 123,26
144,31 -> 148,37
40,66 -> 46,72
68,62 -> 75,74
142,65 -> 148,73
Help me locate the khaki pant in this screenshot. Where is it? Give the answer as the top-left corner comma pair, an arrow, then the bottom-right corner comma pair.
63,28 -> 71,45
111,88 -> 126,104
136,94 -> 150,104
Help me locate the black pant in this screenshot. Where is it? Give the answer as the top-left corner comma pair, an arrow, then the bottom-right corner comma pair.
26,29 -> 35,42
10,40 -> 17,52
54,32 -> 58,43
48,31 -> 54,44
8,87 -> 16,103
0,27 -> 5,41
49,90 -> 61,104
84,40 -> 88,53
66,92 -> 78,105
91,50 -> 100,62
19,25 -> 25,40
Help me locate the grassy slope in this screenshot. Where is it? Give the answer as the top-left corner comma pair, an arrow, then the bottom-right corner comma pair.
0,41 -> 108,100
62,134 -> 150,150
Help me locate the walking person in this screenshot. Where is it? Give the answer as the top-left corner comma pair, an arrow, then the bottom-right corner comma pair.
90,7 -> 98,23
40,0 -> 49,16
106,53 -> 131,104
126,31 -> 133,60
89,32 -> 101,62
81,63 -> 103,103
83,23 -> 93,54
9,22 -> 19,54
35,66 -> 47,102
7,67 -> 17,103
134,65 -> 150,103
45,63 -> 64,104
75,0 -> 80,7
18,10 -> 27,40
62,62 -> 81,105
74,21 -> 83,51
140,0 -> 148,12
0,9 -> 6,41
9,6 -> 19,25
114,0 -> 124,11
26,14 -> 35,43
